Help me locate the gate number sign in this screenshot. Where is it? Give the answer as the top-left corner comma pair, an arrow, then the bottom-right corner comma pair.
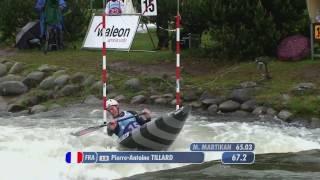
141,0 -> 157,16
314,23 -> 320,42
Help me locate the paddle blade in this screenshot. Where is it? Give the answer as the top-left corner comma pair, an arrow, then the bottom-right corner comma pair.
71,124 -> 106,137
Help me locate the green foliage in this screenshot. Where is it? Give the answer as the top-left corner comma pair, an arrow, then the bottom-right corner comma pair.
0,0 -> 37,42
206,1 -> 279,59
63,0 -> 91,42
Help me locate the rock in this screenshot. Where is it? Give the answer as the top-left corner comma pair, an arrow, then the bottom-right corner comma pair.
277,110 -> 293,122
90,81 -> 102,94
241,100 -> 257,112
170,99 -> 177,106
252,106 -> 267,115
7,104 -> 26,112
230,88 -> 253,103
130,95 -> 146,104
310,118 -> 320,129
150,95 -> 161,101
38,64 -> 58,72
292,82 -> 316,95
52,70 -> 67,76
162,93 -> 174,99
16,96 -> 40,107
30,105 -> 47,114
125,78 -> 141,91
290,118 -> 311,127
183,90 -> 198,101
231,110 -> 250,117
39,76 -> 56,90
199,91 -> 216,100
82,75 -> 95,87
207,104 -> 218,115
281,94 -> 290,104
240,81 -> 257,88
4,61 -> 14,70
0,74 -> 23,83
9,62 -> 25,74
219,100 -> 240,112
22,71 -> 45,88
48,104 -> 62,110
189,101 -> 202,108
0,81 -> 28,95
0,64 -> 7,77
0,96 -> 8,111
54,74 -> 70,88
114,95 -> 126,102
107,92 -> 118,99
84,95 -> 100,105
266,108 -> 277,116
70,72 -> 86,84
154,97 -> 168,105
58,84 -> 80,97
201,97 -> 225,107
106,84 -> 114,94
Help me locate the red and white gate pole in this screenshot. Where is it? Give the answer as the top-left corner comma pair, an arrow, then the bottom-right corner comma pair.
102,12 -> 108,123
175,1 -> 181,110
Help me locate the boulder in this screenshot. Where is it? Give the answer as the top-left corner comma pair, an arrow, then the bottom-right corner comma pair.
0,64 -> 7,77
22,71 -> 45,88
70,72 -> 87,84
252,106 -> 267,115
201,97 -> 225,107
7,104 -> 26,112
240,81 -> 257,88
38,64 -> 58,72
0,81 -> 28,95
241,100 -> 257,112
230,88 -> 252,103
154,97 -> 168,105
207,104 -> 218,115
0,74 -> 23,83
130,95 -> 146,104
39,76 -> 56,90
54,74 -> 70,88
9,62 -> 25,74
82,75 -> 95,87
30,105 -> 47,114
278,110 -> 293,122
58,84 -> 80,97
125,78 -> 141,91
219,100 -> 240,112
114,95 -> 126,102
84,95 -> 100,105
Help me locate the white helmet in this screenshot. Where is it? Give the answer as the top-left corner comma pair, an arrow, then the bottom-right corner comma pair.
106,99 -> 119,109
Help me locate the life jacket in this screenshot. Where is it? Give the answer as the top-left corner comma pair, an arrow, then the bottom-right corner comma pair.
116,111 -> 140,137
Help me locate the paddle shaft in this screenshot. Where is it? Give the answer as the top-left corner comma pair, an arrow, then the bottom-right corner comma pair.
71,113 -> 144,136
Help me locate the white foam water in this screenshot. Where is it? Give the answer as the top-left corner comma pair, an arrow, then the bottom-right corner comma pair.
0,113 -> 319,180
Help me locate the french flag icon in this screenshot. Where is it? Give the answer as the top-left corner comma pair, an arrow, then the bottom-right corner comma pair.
65,152 -> 83,163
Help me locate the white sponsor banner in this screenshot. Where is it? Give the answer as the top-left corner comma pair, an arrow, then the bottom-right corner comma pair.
141,0 -> 157,16
83,15 -> 140,50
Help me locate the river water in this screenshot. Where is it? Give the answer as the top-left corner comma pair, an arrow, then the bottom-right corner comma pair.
0,104 -> 319,180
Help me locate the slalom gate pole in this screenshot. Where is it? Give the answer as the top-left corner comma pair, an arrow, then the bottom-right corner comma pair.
175,1 -> 181,110
102,12 -> 108,123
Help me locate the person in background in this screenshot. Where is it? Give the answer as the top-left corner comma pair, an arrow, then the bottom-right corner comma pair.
105,0 -> 125,15
106,99 -> 152,138
35,0 -> 67,39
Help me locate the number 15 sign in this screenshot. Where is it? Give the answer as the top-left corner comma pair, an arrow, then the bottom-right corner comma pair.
141,0 -> 157,16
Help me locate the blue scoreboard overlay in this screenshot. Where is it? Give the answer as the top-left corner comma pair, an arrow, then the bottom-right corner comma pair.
190,143 -> 255,151
221,152 -> 255,164
66,151 -> 204,164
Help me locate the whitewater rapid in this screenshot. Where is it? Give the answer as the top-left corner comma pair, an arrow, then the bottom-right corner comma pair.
0,106 -> 319,180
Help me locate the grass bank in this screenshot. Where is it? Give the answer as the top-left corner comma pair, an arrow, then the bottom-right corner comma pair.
2,32 -> 320,118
